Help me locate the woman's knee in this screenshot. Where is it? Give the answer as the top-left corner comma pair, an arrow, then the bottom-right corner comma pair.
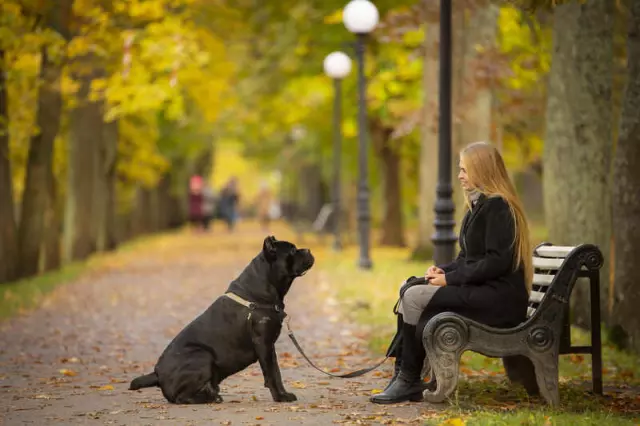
402,285 -> 425,307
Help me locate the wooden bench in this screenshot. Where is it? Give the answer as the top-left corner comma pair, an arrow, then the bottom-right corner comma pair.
421,243 -> 604,406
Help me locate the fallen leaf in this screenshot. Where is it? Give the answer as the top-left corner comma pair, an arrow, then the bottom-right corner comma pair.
59,369 -> 77,377
440,418 -> 465,426
371,389 -> 383,395
98,385 -> 114,391
460,367 -> 474,375
569,354 -> 584,364
291,381 -> 306,389
255,416 -> 264,420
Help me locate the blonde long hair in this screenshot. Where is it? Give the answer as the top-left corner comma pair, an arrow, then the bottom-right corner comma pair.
460,141 -> 533,293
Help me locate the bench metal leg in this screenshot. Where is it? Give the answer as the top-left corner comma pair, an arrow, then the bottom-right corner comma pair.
423,351 -> 461,404
531,353 -> 560,406
590,271 -> 603,395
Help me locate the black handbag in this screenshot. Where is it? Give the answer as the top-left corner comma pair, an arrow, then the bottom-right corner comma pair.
386,276 -> 428,357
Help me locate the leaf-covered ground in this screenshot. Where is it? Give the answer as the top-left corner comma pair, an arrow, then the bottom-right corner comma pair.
0,223 -> 440,425
319,242 -> 640,425
2,222 -> 639,425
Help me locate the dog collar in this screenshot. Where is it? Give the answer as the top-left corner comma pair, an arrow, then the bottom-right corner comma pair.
223,292 -> 286,321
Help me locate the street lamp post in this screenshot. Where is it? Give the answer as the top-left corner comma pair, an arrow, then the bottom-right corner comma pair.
323,52 -> 352,251
431,0 -> 456,265
343,0 -> 378,270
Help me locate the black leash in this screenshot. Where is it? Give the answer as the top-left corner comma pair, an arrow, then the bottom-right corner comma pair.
283,276 -> 427,379
285,318 -> 400,378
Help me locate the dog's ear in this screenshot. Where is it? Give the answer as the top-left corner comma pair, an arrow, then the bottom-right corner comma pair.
262,236 -> 277,261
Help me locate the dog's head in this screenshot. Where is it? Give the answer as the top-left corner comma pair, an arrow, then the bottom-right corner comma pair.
262,236 -> 314,283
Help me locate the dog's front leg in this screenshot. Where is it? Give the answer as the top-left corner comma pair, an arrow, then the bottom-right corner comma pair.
252,319 -> 296,402
256,345 -> 296,402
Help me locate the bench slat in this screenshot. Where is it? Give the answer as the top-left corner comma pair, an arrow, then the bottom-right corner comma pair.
533,256 -> 564,270
535,245 -> 576,258
529,290 -> 545,304
533,273 -> 554,287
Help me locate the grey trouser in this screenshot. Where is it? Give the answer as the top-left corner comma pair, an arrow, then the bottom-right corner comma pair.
398,284 -> 441,325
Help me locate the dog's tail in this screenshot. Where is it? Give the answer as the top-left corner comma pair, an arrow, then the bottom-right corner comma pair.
129,372 -> 159,390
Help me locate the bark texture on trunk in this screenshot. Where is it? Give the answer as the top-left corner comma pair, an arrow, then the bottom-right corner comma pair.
372,120 -> 405,247
451,6 -> 468,227
544,1 -> 614,328
43,171 -> 62,272
611,0 -> 640,353
0,49 -> 19,283
459,4 -> 499,146
132,187 -> 153,237
18,48 -> 63,278
413,8 -> 439,260
95,118 -> 118,252
63,61 -> 100,261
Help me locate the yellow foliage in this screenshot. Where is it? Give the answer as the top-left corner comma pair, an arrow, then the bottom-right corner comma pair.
118,114 -> 169,188
343,118 -> 357,139
212,143 -> 273,203
498,6 -> 551,91
323,9 -> 344,25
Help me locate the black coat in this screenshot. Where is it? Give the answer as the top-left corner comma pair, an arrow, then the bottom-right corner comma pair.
417,195 -> 529,334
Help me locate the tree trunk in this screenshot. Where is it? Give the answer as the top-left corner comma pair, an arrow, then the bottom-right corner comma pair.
0,49 -> 19,283
372,120 -> 405,247
451,5 -> 469,227
18,48 -> 63,278
610,0 -> 640,353
413,8 -> 439,260
300,163 -> 324,222
544,1 -> 614,329
155,174 -> 171,230
459,4 -> 499,146
42,171 -> 62,271
132,186 -> 153,236
63,61 -> 100,262
95,118 -> 118,252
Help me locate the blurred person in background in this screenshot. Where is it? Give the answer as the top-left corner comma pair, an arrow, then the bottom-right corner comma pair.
188,175 -> 204,232
218,177 -> 240,232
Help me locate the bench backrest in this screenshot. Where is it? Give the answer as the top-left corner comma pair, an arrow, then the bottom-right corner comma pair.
526,243 -> 603,321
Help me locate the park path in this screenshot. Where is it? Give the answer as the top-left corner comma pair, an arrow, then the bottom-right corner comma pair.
0,223 -> 437,425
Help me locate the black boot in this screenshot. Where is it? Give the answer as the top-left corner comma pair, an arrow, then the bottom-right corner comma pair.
371,323 -> 426,404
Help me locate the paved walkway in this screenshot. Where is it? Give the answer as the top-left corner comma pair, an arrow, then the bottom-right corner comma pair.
0,225 -> 436,425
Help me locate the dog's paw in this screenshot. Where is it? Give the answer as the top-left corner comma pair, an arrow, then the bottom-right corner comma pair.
213,394 -> 223,404
273,392 -> 297,402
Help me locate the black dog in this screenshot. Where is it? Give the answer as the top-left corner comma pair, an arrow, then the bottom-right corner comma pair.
129,236 -> 314,404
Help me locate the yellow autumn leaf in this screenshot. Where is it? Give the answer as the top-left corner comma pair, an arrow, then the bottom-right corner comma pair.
98,385 -> 114,391
59,369 -> 77,377
324,9 -> 343,24
440,418 -> 466,426
291,381 -> 306,389
370,389 -> 383,395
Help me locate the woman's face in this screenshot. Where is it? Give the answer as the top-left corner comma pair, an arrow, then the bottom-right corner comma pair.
458,158 -> 471,191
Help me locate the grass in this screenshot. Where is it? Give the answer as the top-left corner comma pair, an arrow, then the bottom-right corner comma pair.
0,229 -> 184,320
0,262 -> 86,320
3,221 -> 638,424
309,230 -> 640,426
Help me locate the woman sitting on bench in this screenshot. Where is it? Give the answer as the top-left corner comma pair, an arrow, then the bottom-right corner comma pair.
371,141 -> 533,404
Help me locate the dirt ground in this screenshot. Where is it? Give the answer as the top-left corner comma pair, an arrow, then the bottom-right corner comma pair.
0,226 -> 439,425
